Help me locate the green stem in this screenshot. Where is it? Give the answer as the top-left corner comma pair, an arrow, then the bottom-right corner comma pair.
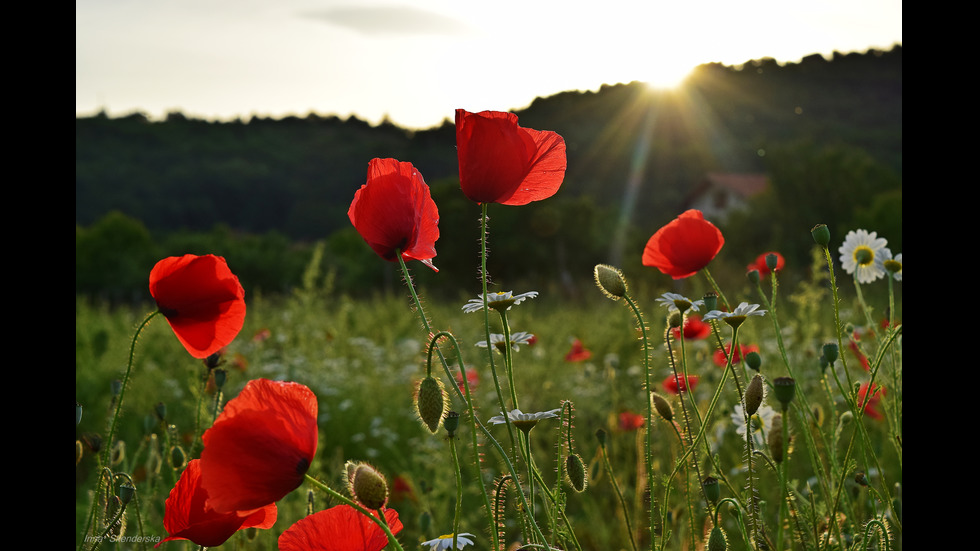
622,295 -> 656,551
103,311 -> 159,466
599,440 -> 639,551
449,435 -> 463,551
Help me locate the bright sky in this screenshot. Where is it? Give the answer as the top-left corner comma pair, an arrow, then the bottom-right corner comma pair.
76,0 -> 902,130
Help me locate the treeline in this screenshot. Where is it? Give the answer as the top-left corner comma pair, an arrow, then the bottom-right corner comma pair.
76,46 -> 901,300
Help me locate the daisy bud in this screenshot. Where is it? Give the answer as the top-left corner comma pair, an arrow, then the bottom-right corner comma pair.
708,526 -> 728,551
745,351 -> 762,372
415,376 -> 446,434
702,476 -> 720,504
773,377 -> 796,407
744,374 -> 765,417
565,453 -> 588,493
444,411 -> 460,438
769,414 -> 784,463
811,224 -> 830,247
652,392 -> 674,422
822,343 -> 839,364
348,462 -> 389,510
747,268 -> 760,284
594,264 -> 628,300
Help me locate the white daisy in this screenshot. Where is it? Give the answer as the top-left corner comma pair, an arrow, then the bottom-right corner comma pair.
839,229 -> 888,284
731,404 -> 776,447
656,292 -> 704,313
881,249 -> 902,281
476,331 -> 535,353
462,291 -> 539,313
488,408 -> 561,433
421,533 -> 476,550
703,302 -> 766,328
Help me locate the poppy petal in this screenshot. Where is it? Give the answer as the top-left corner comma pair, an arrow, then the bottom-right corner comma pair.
642,210 -> 724,279
157,460 -> 276,548
149,254 -> 246,358
349,158 -> 440,271
278,505 -> 403,551
200,379 -> 318,513
455,109 -> 566,205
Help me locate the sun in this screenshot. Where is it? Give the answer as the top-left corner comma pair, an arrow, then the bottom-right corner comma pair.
643,58 -> 696,90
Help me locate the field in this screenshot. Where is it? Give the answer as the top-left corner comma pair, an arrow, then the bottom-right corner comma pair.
75,226 -> 902,550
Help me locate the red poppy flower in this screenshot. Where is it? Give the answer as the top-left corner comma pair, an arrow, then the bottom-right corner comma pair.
391,475 -> 417,503
747,251 -> 785,277
662,374 -> 699,394
349,158 -> 440,271
713,343 -> 760,367
618,410 -> 645,431
455,109 -> 566,205
672,314 -> 711,341
200,378 -> 318,513
149,254 -> 247,359
156,460 -> 276,548
848,340 -> 870,371
564,339 -> 592,362
857,382 -> 886,420
642,210 -> 724,279
278,504 -> 403,551
454,369 -> 479,392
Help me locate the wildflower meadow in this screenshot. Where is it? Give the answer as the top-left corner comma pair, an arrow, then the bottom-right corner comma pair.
76,109 -> 902,551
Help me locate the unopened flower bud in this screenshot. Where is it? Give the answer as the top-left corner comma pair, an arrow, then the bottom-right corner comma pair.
811,224 -> 830,247
708,526 -> 728,551
822,343 -> 839,364
565,453 -> 588,493
745,351 -> 762,372
652,392 -> 674,422
769,414 -> 784,463
595,428 -> 607,447
855,471 -> 869,486
744,374 -> 765,416
773,377 -> 796,407
594,264 -> 628,300
348,462 -> 389,510
170,445 -> 187,470
668,312 -> 683,329
415,376 -> 446,434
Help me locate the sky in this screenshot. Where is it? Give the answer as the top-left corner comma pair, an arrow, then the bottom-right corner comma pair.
76,0 -> 902,130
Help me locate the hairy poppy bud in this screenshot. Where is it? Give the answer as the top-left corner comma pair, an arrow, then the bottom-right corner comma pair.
652,392 -> 674,422
415,376 -> 446,434
769,414 -> 784,463
745,351 -> 762,372
708,526 -> 728,551
565,453 -> 588,493
744,374 -> 765,416
594,264 -> 628,300
348,462 -> 389,510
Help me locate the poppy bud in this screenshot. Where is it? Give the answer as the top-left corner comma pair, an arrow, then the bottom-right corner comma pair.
668,312 -> 683,329
773,377 -> 796,407
745,351 -> 762,372
702,476 -> 720,504
594,264 -> 628,300
348,462 -> 389,510
822,343 -> 839,364
811,224 -> 830,247
213,368 -> 227,389
744,374 -> 765,417
769,414 -> 784,463
855,471 -> 869,487
204,351 -> 223,370
652,392 -> 674,422
170,444 -> 187,471
444,411 -> 460,437
565,453 -> 588,493
708,526 -> 728,551
111,440 -> 126,466
82,433 -> 103,454
415,376 -> 446,434
747,268 -> 760,284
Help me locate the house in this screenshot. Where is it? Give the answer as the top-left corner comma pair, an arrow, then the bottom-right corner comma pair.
683,172 -> 768,222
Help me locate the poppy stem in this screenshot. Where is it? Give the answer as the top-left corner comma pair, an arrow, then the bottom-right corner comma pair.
103,310 -> 160,467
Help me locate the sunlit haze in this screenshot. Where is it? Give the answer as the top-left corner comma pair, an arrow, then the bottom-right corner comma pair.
76,0 -> 902,130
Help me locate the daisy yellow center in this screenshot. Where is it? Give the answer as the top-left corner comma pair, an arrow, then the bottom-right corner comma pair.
853,246 -> 874,266
438,534 -> 454,539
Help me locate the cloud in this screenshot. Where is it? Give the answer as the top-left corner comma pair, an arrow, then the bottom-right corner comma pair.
305,5 -> 474,36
